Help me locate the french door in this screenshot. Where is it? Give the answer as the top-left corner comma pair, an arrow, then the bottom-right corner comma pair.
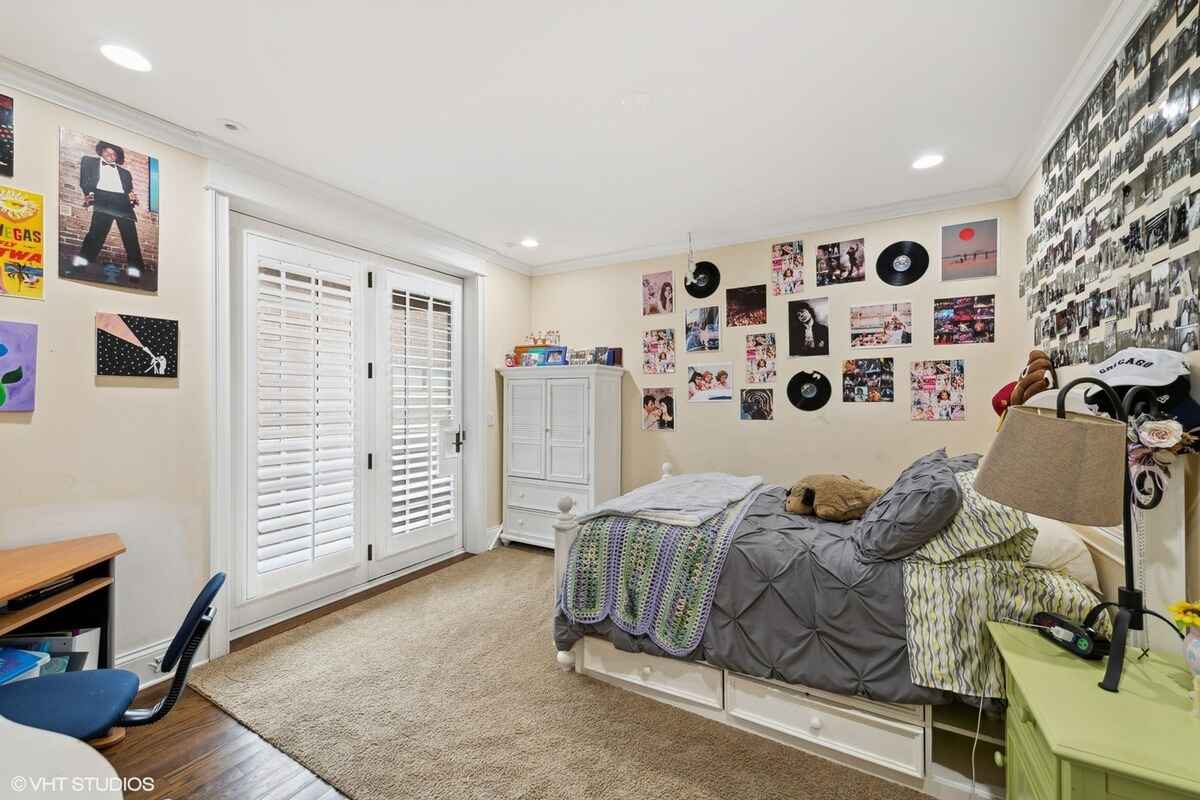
369,267 -> 463,579
231,214 -> 463,630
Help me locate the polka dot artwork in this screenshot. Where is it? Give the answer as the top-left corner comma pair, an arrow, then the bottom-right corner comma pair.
95,312 -> 178,378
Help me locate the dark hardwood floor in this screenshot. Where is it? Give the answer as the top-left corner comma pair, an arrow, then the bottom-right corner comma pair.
104,552 -> 476,799
107,684 -> 346,800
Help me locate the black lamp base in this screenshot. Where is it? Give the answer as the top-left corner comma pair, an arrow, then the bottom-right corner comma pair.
1085,587 -> 1181,693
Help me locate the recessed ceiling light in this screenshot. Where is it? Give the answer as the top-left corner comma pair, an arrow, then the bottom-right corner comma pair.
100,44 -> 152,72
912,153 -> 944,170
520,237 -> 539,248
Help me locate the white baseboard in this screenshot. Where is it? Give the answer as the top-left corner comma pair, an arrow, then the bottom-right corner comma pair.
228,547 -> 467,641
114,637 -> 210,690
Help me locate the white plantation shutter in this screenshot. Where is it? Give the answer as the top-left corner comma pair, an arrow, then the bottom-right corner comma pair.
254,260 -> 357,574
390,289 -> 455,534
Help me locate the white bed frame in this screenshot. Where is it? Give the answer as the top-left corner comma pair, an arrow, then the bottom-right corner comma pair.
550,463 -> 1128,800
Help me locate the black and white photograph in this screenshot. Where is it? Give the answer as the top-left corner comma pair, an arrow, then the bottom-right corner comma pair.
1170,190 -> 1192,245
1146,208 -> 1170,250
1131,268 -> 1152,307
1176,323 -> 1199,352
815,238 -> 866,286
59,129 -> 161,292
787,297 -> 830,356
739,388 -> 773,421
1152,259 -> 1171,311
95,312 -> 178,378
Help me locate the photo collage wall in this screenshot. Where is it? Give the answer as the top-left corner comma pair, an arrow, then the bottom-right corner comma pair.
1023,0 -> 1200,366
0,96 -> 180,413
639,215 -> 1000,431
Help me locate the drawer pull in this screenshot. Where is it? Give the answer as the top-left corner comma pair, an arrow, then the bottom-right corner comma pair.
809,716 -> 822,732
640,665 -> 652,679
1020,707 -> 1034,726
993,750 -> 1005,768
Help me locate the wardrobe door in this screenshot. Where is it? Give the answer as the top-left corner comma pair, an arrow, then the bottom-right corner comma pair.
545,378 -> 589,484
506,379 -> 546,479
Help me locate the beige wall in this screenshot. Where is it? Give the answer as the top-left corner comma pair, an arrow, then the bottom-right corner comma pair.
0,87 -> 533,661
484,263 -> 531,527
0,89 -> 210,658
530,199 -> 1024,493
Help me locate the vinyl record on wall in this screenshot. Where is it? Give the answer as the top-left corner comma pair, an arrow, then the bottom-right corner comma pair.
684,260 -> 721,298
875,241 -> 929,286
787,370 -> 831,411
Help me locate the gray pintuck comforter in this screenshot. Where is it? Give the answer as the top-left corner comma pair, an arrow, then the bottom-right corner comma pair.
555,486 -> 954,706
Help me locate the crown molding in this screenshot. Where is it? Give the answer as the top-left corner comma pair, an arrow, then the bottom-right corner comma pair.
0,56 -> 534,277
527,182 -> 1013,276
1002,0 -> 1147,197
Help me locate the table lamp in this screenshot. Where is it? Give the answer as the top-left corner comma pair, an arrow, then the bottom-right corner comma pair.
975,376 -> 1181,692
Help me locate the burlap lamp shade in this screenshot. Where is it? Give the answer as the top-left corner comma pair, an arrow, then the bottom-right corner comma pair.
974,404 -> 1126,527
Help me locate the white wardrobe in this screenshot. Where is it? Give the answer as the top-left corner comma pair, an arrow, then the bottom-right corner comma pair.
500,365 -> 623,548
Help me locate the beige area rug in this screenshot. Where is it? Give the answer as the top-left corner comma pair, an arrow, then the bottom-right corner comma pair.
193,547 -> 921,800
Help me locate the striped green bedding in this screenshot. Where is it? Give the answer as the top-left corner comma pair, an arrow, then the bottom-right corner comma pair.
903,470 -> 1105,699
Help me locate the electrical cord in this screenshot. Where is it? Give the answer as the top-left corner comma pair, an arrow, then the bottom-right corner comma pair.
969,698 -> 985,798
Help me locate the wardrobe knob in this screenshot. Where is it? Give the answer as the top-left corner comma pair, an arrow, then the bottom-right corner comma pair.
1020,707 -> 1034,726
809,716 -> 822,732
640,665 -> 652,679
994,750 -> 1005,769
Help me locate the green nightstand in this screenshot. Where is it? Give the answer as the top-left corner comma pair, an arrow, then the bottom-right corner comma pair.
988,622 -> 1200,800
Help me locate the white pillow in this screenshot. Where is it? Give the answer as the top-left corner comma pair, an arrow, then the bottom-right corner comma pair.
1027,513 -> 1101,594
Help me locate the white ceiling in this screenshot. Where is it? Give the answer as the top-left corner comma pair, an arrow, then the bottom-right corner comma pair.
2,1 -> 1113,271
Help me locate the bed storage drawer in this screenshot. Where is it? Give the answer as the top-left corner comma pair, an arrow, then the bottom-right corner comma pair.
725,673 -> 926,778
581,637 -> 723,710
507,477 -> 590,515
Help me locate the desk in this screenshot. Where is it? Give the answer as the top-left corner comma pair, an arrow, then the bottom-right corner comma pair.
989,621 -> 1200,800
0,535 -> 125,668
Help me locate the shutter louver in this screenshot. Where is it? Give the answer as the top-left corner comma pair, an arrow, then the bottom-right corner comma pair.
255,260 -> 357,574
391,290 -> 456,535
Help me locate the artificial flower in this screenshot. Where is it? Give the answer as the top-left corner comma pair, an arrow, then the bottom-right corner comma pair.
1138,418 -> 1183,449
1168,599 -> 1200,633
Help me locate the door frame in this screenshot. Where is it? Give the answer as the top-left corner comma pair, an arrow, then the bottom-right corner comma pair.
207,189 -> 489,654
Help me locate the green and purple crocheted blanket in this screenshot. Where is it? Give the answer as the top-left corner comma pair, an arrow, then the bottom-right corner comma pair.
557,489 -> 762,656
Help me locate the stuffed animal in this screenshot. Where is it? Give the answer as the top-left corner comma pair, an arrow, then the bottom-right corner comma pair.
785,474 -> 884,521
1008,349 -> 1057,407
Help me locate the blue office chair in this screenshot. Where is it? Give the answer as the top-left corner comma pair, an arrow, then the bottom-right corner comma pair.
0,572 -> 225,747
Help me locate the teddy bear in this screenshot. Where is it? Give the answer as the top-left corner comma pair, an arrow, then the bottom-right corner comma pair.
1008,349 -> 1057,407
785,474 -> 884,521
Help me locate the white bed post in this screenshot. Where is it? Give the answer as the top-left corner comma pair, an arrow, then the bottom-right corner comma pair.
554,497 -> 580,671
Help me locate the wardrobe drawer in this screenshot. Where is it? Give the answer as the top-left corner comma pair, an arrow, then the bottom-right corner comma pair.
503,506 -> 557,548
581,637 -> 724,710
507,478 -> 590,515
725,673 -> 925,778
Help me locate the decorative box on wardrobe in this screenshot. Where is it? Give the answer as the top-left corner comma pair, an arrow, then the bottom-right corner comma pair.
499,365 -> 623,548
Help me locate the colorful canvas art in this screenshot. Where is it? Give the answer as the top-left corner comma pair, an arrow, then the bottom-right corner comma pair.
0,187 -> 45,300
0,320 -> 36,411
95,312 -> 178,377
